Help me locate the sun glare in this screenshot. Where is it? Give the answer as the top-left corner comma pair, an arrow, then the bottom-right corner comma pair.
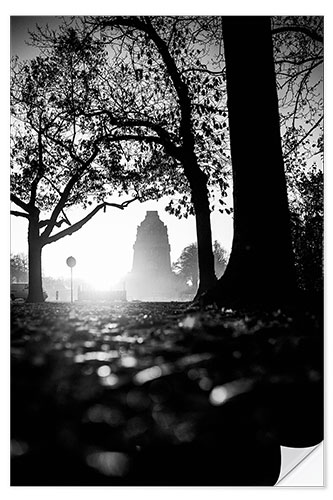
87,275 -> 114,291
79,266 -> 127,291
74,250 -> 130,291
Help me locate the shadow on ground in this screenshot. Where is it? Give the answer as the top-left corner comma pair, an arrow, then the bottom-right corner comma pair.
11,301 -> 323,486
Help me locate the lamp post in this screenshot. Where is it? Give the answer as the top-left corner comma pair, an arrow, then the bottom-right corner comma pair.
66,256 -> 76,303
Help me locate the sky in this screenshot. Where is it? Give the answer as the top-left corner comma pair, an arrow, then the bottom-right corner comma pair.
9,16 -> 234,288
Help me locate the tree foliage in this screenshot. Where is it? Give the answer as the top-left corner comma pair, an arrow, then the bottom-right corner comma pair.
11,27 -> 141,221
271,17 -> 323,180
11,16 -> 323,301
289,167 -> 323,293
16,16 -> 323,221
10,253 -> 28,283
173,241 -> 228,289
27,17 -> 231,216
10,26 -> 151,301
213,240 -> 229,278
271,16 -> 323,294
82,15 -> 229,292
21,16 -> 236,295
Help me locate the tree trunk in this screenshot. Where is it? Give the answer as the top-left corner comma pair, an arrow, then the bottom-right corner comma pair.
204,16 -> 297,308
27,212 -> 45,303
184,155 -> 217,297
141,17 -> 217,297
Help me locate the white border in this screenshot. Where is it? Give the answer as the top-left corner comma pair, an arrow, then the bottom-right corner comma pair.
2,2 -> 331,498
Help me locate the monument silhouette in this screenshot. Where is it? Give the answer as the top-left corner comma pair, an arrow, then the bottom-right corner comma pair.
126,211 -> 178,301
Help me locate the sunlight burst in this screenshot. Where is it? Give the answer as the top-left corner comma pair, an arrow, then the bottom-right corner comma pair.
76,255 -> 129,291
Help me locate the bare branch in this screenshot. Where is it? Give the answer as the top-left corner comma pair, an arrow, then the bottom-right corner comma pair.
10,210 -> 30,220
279,59 -> 323,89
38,217 -> 69,229
275,55 -> 323,66
61,210 -> 71,225
43,197 -> 138,245
77,109 -> 181,159
271,25 -> 323,44
284,116 -> 323,159
181,67 -> 226,76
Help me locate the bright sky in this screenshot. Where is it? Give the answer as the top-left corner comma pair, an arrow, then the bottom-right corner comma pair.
11,196 -> 233,287
9,16 -> 234,288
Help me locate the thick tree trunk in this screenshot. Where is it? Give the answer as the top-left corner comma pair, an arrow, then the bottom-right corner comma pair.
204,17 -> 297,308
184,154 -> 217,297
192,185 -> 217,296
27,212 -> 44,303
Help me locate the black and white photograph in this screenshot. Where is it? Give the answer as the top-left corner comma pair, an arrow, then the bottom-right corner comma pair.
9,11 -> 324,488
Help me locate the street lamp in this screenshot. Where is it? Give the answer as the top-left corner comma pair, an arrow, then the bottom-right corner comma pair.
66,256 -> 76,303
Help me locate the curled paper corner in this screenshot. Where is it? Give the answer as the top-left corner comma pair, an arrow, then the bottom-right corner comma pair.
277,442 -> 324,486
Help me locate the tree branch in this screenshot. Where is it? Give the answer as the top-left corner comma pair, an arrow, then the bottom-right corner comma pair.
10,194 -> 31,213
43,176 -> 63,197
97,16 -> 190,119
43,198 -> 138,245
279,59 -> 323,88
292,68 -> 313,128
30,122 -> 45,206
40,172 -> 80,241
38,217 -> 69,229
283,116 -> 323,159
99,132 -> 182,159
77,109 -> 182,159
40,141 -> 100,241
275,55 -> 323,66
61,209 -> 71,225
142,16 -> 190,106
181,67 -> 226,76
10,210 -> 30,220
271,25 -> 323,43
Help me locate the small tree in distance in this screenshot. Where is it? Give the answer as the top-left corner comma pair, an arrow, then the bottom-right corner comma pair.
173,241 -> 228,291
10,253 -> 28,283
213,240 -> 229,279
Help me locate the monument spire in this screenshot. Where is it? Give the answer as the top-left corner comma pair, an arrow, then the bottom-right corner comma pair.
127,211 -> 176,301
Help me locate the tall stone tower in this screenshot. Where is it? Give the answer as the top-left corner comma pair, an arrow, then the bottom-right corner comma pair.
126,211 -> 177,301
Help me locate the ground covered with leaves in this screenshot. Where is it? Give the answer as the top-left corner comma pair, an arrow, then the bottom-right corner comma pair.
11,301 -> 323,486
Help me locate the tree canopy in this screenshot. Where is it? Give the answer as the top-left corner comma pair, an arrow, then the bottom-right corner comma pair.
11,16 -> 323,302
26,17 -> 231,217
12,15 -> 323,221
10,27 -> 150,300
